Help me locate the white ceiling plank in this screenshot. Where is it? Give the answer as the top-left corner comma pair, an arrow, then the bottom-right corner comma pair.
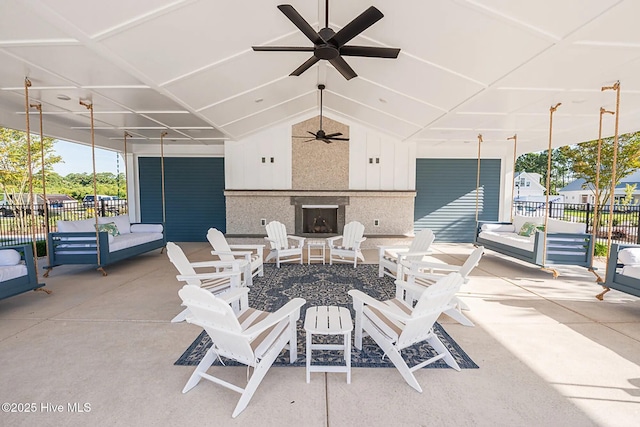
1,1 -> 640,153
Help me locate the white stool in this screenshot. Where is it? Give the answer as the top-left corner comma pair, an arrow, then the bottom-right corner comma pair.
306,240 -> 326,265
304,305 -> 353,384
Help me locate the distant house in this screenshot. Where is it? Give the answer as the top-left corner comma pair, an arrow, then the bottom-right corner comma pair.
1,193 -> 76,206
514,172 -> 546,200
559,170 -> 640,205
44,194 -> 78,207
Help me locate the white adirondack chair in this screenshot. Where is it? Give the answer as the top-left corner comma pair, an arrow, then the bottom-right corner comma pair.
348,272 -> 464,392
207,228 -> 264,287
378,229 -> 435,278
396,246 -> 484,327
264,220 -> 306,267
327,221 -> 366,267
178,284 -> 305,418
166,242 -> 243,323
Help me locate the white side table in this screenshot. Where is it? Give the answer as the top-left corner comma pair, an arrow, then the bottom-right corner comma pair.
304,305 -> 353,384
306,239 -> 326,265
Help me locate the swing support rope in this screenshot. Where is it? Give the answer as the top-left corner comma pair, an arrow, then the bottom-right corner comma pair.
541,103 -> 561,278
124,132 -> 131,209
596,81 -> 621,301
23,78 -> 40,280
589,107 -> 615,283
160,131 -> 167,229
29,102 -> 51,263
80,100 -> 106,275
507,134 -> 517,223
475,134 -> 483,225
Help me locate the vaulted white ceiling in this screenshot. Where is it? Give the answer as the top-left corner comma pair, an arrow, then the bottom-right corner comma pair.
1,0 -> 640,156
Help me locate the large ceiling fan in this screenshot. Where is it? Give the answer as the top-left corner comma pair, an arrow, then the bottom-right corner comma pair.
294,84 -> 348,144
252,1 -> 400,80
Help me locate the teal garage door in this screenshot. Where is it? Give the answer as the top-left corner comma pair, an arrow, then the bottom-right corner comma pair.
415,159 -> 500,242
138,157 -> 225,242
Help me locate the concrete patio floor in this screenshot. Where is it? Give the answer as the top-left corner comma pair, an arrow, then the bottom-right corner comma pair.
1,242 -> 640,426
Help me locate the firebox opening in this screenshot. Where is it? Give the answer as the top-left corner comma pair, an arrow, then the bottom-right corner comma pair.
302,205 -> 338,234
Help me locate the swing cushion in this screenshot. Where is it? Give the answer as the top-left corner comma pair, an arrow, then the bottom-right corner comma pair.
546,218 -> 586,234
57,219 -> 96,233
96,222 -> 120,237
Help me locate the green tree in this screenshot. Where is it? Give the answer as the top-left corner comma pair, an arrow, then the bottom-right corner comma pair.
515,148 -> 574,194
0,127 -> 62,203
621,183 -> 637,206
566,131 -> 640,205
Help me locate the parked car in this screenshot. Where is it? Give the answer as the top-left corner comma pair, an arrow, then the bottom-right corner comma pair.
82,195 -> 111,207
83,195 -> 127,214
0,207 -> 14,217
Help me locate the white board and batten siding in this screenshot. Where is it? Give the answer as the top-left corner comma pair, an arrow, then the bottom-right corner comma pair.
225,127 -> 292,190
349,126 -> 416,191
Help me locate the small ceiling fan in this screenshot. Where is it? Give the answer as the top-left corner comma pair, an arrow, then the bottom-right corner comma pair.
252,1 -> 400,80
294,84 -> 348,144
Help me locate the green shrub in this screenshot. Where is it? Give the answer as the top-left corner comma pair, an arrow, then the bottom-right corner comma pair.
21,240 -> 47,257
35,240 -> 47,257
594,242 -> 608,257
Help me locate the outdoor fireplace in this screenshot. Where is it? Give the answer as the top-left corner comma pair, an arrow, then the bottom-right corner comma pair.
302,206 -> 338,234
292,196 -> 347,236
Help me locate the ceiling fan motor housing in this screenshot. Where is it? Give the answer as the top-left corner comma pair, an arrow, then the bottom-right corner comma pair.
316,28 -> 339,59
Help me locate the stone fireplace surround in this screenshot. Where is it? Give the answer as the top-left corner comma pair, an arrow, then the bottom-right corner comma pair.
224,190 -> 416,247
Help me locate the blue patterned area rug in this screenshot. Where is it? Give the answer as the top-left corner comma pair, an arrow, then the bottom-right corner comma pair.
175,264 -> 478,369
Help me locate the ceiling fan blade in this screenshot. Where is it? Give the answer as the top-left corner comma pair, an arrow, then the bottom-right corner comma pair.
307,131 -> 318,137
290,56 -> 321,76
328,137 -> 350,141
329,6 -> 383,47
329,56 -> 357,80
252,46 -> 314,52
277,5 -> 323,45
304,138 -> 316,142
340,45 -> 400,58
324,132 -> 343,138
321,138 -> 333,144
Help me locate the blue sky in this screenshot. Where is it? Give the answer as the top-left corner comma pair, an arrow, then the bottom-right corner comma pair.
53,140 -> 122,176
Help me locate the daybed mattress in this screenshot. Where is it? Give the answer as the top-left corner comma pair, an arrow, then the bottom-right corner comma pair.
0,265 -> 28,282
477,231 -> 535,252
621,266 -> 640,280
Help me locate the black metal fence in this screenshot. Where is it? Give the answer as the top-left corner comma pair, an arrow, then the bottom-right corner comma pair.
0,199 -> 128,247
2,198 -> 636,250
513,201 -> 640,246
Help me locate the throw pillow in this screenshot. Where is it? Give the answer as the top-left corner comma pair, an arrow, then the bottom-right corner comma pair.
518,222 -> 538,237
0,249 -> 21,266
96,222 -> 120,237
